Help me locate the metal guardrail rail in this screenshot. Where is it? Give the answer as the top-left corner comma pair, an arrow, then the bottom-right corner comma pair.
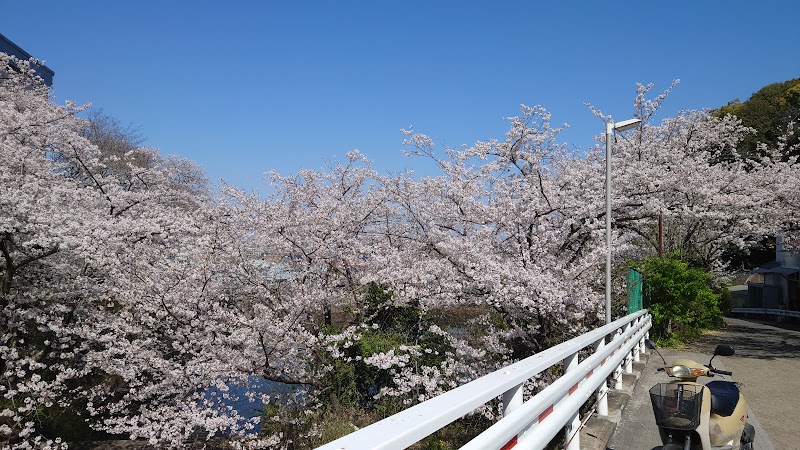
732,307 -> 800,319
316,310 -> 652,450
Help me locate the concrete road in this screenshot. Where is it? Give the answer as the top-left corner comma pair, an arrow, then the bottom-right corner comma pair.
685,317 -> 800,450
609,317 -> 784,450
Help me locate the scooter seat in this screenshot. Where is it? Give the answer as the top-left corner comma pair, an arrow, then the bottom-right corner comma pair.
706,380 -> 740,417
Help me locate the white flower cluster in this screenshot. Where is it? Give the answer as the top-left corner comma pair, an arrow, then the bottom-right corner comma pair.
3,54 -> 799,448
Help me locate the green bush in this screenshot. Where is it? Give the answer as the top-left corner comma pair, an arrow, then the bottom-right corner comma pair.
639,257 -> 725,345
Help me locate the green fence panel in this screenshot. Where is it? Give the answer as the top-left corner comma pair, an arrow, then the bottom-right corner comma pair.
627,267 -> 643,313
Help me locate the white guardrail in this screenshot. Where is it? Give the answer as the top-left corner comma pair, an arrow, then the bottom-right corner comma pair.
316,310 -> 652,450
732,307 -> 800,320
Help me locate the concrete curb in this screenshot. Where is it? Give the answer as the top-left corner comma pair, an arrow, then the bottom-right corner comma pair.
578,355 -> 650,450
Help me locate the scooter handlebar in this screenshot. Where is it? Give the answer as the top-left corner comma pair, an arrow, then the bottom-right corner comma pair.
711,369 -> 732,376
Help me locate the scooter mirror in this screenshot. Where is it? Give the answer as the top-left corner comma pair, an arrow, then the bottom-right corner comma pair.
646,339 -> 669,366
714,344 -> 735,357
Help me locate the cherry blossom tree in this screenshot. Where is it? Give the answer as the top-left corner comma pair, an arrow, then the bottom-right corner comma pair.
599,83 -> 798,271
0,55 -> 252,448
3,51 -> 799,449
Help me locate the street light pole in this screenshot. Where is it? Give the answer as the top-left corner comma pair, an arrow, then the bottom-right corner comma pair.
605,122 -> 613,324
605,118 -> 641,324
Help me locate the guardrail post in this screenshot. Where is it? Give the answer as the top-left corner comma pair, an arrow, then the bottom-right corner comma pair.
625,349 -> 633,373
614,328 -> 624,389
614,365 -> 623,389
631,317 -> 641,363
595,335 -> 609,416
502,383 -> 523,417
624,321 -> 633,374
638,323 -> 646,357
563,350 -> 580,450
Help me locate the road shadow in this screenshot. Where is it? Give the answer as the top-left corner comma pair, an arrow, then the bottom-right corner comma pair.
686,318 -> 800,360
731,316 -> 800,332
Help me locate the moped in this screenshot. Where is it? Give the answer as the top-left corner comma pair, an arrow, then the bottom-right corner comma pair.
645,340 -> 755,450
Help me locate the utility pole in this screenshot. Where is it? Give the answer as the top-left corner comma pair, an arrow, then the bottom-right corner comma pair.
658,212 -> 663,260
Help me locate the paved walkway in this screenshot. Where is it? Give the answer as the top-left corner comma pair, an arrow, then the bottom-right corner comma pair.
609,318 -> 784,450
686,318 -> 800,450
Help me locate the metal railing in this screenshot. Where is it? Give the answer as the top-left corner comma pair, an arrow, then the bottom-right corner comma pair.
732,307 -> 800,320
316,310 -> 651,450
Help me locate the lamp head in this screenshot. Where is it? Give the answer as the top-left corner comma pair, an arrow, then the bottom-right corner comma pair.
613,118 -> 641,132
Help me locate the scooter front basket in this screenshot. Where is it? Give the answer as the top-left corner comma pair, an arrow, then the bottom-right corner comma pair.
649,383 -> 703,430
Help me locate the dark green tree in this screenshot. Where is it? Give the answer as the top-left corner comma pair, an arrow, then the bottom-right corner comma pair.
714,78 -> 800,160
712,79 -> 800,269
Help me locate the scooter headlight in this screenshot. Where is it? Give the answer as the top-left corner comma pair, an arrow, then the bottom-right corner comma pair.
666,365 -> 705,378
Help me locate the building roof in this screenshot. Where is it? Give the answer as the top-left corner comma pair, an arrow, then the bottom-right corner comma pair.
753,264 -> 799,275
0,32 -> 54,86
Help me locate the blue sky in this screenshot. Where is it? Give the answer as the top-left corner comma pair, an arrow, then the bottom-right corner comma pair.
4,1 -> 798,191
